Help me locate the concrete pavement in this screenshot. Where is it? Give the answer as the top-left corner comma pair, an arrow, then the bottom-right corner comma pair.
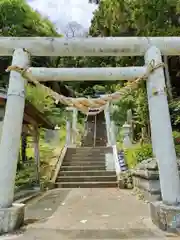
1,188 -> 178,239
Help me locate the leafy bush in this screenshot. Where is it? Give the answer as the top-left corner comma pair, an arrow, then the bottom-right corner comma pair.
169,99 -> 180,129
15,162 -> 36,187
124,143 -> 153,168
124,131 -> 180,168
134,144 -> 153,163
118,170 -> 133,189
124,147 -> 137,168
175,145 -> 180,158
173,131 -> 180,157
173,131 -> 180,142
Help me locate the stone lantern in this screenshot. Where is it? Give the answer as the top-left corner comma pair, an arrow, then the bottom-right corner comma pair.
122,122 -> 132,148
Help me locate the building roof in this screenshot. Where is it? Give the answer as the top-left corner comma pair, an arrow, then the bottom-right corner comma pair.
0,89 -> 55,130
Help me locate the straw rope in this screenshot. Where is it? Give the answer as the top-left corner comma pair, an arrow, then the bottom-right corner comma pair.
6,59 -> 164,115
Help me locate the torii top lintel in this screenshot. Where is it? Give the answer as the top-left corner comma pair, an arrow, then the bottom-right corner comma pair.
0,37 -> 179,57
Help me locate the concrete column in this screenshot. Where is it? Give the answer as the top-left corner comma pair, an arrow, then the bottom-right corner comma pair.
105,120 -> 116,171
0,49 -> 29,208
66,120 -> 71,146
104,104 -> 111,146
110,121 -> 116,145
145,46 -> 180,205
72,108 -> 78,144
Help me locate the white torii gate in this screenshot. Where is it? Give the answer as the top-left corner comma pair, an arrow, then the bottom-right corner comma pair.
0,37 -> 180,233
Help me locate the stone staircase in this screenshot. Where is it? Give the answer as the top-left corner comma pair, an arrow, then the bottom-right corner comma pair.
55,147 -> 118,188
81,111 -> 107,147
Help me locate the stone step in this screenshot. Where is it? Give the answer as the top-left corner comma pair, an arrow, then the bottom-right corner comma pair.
65,152 -> 107,157
67,151 -> 105,155
62,161 -> 106,166
57,175 -> 117,182
55,181 -> 118,188
58,170 -> 116,176
67,147 -> 112,153
67,151 -> 112,156
60,166 -> 106,171
82,144 -> 106,147
67,151 -> 108,155
62,162 -> 106,166
64,156 -> 106,161
68,146 -> 110,149
63,158 -> 106,163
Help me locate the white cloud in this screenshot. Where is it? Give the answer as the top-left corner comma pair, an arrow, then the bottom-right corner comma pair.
27,0 -> 97,33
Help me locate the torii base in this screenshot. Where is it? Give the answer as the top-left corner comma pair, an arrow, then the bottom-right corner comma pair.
150,201 -> 180,233
0,203 -> 24,234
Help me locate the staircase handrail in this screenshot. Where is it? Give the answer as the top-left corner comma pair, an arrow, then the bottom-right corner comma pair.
50,145 -> 67,183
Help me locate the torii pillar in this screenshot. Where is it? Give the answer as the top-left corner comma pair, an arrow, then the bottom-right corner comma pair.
0,49 -> 29,233
145,46 -> 180,231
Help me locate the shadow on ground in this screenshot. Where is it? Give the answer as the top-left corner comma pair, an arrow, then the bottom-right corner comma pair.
53,228 -> 159,239
8,227 -> 163,239
24,189 -> 70,224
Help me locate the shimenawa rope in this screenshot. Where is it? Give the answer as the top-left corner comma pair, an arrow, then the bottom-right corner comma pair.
6,59 -> 164,115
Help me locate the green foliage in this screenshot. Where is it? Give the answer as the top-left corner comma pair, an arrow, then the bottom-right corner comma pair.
0,0 -> 58,36
26,86 -> 54,114
172,130 -> 180,139
124,131 -> 180,169
15,160 -> 35,187
119,170 -> 133,189
26,85 -> 65,125
133,144 -> 153,163
90,0 -> 180,37
57,55 -> 123,97
175,145 -> 180,158
172,131 -> 180,157
0,0 -> 60,89
169,98 -> 180,128
39,143 -> 54,162
16,130 -> 66,188
88,0 -> 180,141
112,91 -> 134,127
112,82 -> 149,140
124,143 -> 153,168
0,0 -> 68,129
129,0 -> 180,36
1,0 -> 65,188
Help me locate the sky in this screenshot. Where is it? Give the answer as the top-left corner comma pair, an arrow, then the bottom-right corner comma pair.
27,0 -> 98,33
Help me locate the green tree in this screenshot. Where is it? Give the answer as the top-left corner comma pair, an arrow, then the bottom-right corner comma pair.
0,0 -> 75,126
0,0 -> 74,99
87,0 -> 180,140
0,0 -> 58,87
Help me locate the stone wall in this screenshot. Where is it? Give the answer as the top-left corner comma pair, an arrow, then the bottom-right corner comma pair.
132,158 -> 161,201
132,158 -> 180,201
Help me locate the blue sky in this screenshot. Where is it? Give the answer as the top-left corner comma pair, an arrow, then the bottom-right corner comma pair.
27,0 -> 97,33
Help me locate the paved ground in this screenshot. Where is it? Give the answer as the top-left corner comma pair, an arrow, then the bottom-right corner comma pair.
1,188 -> 179,239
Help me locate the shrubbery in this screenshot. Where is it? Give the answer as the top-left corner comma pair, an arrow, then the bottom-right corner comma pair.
124,131 -> 180,168
124,143 -> 153,168
173,131 -> 180,157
